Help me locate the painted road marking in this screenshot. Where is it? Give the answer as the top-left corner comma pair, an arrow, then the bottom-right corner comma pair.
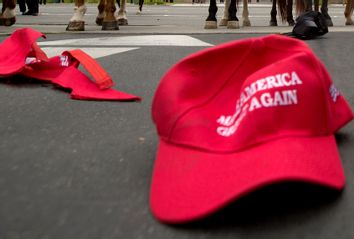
38,35 -> 212,59
38,35 -> 213,47
41,47 -> 138,59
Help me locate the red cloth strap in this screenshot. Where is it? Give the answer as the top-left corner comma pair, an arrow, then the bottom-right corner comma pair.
52,66 -> 141,101
63,49 -> 114,90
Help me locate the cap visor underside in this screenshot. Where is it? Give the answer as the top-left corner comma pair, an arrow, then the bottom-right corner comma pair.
150,135 -> 345,224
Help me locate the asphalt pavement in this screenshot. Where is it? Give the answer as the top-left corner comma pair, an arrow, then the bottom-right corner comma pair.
1,3 -> 354,34
1,3 -> 354,239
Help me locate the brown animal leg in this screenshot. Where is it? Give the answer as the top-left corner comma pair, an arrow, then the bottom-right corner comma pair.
117,0 -> 128,25
2,0 -> 16,10
66,0 -> 86,31
305,0 -> 312,11
0,0 -> 16,26
344,0 -> 354,25
314,0 -> 319,11
277,0 -> 288,23
102,0 -> 119,30
96,0 -> 105,25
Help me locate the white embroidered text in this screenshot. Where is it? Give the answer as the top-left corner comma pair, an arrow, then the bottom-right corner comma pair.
216,71 -> 302,137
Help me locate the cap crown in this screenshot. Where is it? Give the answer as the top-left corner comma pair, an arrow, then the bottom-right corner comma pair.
152,35 -> 353,153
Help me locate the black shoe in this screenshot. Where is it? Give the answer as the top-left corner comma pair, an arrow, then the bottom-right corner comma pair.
32,12 -> 39,16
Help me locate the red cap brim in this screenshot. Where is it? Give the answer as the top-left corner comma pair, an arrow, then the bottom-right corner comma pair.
150,135 -> 345,224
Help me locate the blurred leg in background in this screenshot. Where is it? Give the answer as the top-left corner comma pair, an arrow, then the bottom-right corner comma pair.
23,0 -> 39,15
18,0 -> 27,14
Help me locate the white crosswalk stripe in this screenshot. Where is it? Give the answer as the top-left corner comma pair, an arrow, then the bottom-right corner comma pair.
38,35 -> 213,47
41,47 -> 139,59
38,35 -> 212,59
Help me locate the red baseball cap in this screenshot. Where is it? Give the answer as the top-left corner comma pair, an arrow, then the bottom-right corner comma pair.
150,34 -> 353,224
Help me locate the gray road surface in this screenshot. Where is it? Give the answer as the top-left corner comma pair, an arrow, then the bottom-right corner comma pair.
1,3 -> 354,34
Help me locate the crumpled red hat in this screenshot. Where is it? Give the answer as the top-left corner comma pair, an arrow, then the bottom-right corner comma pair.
0,28 -> 140,101
0,28 -> 47,76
